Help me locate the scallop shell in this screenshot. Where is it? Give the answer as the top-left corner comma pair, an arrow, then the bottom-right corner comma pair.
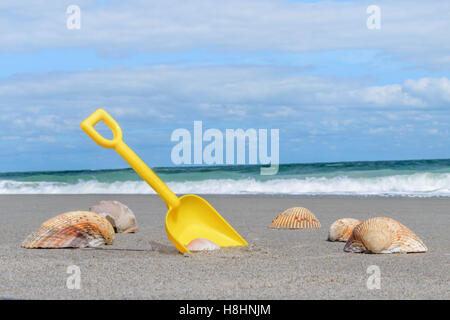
186,238 -> 220,251
269,207 -> 321,229
89,200 -> 137,233
328,218 -> 362,242
22,211 -> 115,249
344,217 -> 427,254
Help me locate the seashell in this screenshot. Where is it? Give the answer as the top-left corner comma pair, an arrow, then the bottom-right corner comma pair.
89,200 -> 137,233
344,217 -> 427,254
328,218 -> 362,242
22,211 -> 115,249
186,238 -> 220,251
269,207 -> 321,229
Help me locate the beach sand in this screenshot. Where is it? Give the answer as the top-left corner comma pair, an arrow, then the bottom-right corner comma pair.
0,195 -> 448,300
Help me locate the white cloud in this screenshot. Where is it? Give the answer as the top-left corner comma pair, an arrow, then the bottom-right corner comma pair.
0,1 -> 449,68
368,124 -> 413,135
0,65 -> 448,153
354,84 -> 425,107
25,135 -> 57,143
2,66 -> 446,113
1,66 -> 447,118
404,77 -> 450,104
262,106 -> 296,118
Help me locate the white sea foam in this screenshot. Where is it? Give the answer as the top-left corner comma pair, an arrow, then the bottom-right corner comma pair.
1,172 -> 450,196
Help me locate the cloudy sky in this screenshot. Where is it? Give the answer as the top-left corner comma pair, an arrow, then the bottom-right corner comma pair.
0,0 -> 449,172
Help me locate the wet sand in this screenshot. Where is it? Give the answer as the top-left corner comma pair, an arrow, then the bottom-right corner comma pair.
0,195 -> 448,299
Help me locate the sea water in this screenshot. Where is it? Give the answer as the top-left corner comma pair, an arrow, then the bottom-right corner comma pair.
1,159 -> 450,197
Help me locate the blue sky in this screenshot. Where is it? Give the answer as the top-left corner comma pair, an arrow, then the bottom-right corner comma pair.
0,0 -> 449,172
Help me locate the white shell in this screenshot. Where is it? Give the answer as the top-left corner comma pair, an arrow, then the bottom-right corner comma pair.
186,238 -> 220,251
89,200 -> 137,233
328,218 -> 362,242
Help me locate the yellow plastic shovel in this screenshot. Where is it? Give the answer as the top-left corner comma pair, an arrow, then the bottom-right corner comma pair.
80,109 -> 248,254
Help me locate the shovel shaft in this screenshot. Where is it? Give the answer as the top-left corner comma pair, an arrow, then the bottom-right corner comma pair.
81,109 -> 180,209
115,142 -> 180,209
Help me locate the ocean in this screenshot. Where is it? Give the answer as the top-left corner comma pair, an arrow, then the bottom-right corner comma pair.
1,159 -> 450,197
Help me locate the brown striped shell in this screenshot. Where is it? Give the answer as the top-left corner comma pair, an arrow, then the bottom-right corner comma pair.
22,211 -> 115,249
328,218 -> 362,242
269,207 -> 321,229
89,200 -> 138,233
344,217 -> 427,254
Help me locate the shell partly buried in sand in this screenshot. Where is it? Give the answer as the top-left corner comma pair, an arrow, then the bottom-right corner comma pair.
89,200 -> 137,233
344,217 -> 427,254
186,238 -> 220,251
269,207 -> 321,229
22,211 -> 115,249
328,218 -> 362,242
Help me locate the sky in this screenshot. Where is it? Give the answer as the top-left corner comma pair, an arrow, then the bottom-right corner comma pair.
0,0 -> 449,172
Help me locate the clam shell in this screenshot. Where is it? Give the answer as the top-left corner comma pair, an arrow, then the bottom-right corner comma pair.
344,217 -> 427,254
186,238 -> 220,251
269,207 -> 321,229
328,218 -> 362,242
89,200 -> 137,233
22,211 -> 115,249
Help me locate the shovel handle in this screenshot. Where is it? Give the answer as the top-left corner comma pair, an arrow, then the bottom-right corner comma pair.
80,109 -> 123,149
81,109 -> 180,209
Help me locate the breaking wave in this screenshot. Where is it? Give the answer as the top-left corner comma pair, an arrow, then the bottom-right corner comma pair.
1,172 -> 450,197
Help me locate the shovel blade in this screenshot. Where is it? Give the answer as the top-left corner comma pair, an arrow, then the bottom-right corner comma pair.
165,194 -> 248,254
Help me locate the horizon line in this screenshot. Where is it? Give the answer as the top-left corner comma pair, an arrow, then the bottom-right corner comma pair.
1,157 -> 450,175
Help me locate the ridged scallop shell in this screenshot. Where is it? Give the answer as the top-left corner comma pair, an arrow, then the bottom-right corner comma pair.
22,211 -> 115,249
89,200 -> 138,233
269,207 -> 321,229
186,238 -> 220,251
328,218 -> 362,242
344,217 -> 427,254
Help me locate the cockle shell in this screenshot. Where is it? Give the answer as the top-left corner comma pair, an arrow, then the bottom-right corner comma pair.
22,211 -> 115,249
344,217 -> 427,254
186,238 -> 220,251
89,200 -> 137,233
328,218 -> 362,242
269,207 -> 321,229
